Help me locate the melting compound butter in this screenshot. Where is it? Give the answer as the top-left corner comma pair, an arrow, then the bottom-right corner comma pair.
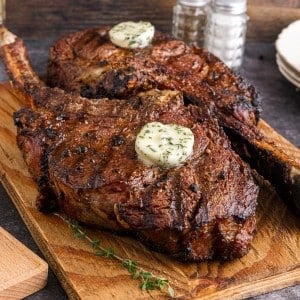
135,122 -> 194,168
109,21 -> 155,49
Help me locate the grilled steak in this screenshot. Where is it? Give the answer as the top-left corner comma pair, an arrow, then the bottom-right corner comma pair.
47,27 -> 300,215
47,28 -> 259,132
0,28 -> 258,261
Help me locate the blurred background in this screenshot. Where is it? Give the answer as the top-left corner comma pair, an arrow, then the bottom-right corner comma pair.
5,0 -> 300,42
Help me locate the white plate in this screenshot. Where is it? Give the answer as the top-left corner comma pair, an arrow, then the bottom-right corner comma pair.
277,52 -> 300,79
276,53 -> 300,88
275,20 -> 300,73
276,54 -> 300,85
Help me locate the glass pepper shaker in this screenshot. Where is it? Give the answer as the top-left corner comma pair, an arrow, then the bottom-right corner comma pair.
204,0 -> 248,71
172,0 -> 211,47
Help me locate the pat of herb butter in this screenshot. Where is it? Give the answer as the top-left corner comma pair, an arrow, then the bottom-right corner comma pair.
135,122 -> 194,168
109,21 -> 155,49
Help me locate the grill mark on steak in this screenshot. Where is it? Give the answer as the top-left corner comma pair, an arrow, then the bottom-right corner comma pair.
45,27 -> 300,215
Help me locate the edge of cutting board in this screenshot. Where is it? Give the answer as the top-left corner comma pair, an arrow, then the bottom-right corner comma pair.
0,82 -> 299,300
0,226 -> 48,300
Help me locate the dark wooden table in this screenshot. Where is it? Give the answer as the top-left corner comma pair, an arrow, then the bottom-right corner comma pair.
0,1 -> 299,299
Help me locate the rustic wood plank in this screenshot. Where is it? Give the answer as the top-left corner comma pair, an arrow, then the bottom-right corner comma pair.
0,82 -> 299,299
249,0 -> 300,7
0,226 -> 48,299
4,1 -> 300,42
248,5 -> 300,41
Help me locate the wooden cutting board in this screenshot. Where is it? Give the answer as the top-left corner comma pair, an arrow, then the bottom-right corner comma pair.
0,227 -> 48,299
0,82 -> 299,299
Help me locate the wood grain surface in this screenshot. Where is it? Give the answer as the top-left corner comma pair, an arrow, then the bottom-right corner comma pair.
5,1 -> 300,42
0,226 -> 48,299
0,82 -> 299,300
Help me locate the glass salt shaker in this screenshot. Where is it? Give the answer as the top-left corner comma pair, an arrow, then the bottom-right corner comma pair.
172,0 -> 211,47
0,0 -> 5,25
204,0 -> 248,71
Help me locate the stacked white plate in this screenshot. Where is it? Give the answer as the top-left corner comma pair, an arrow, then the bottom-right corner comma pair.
275,20 -> 300,89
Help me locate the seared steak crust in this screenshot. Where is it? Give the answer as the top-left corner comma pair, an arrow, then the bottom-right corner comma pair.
47,28 -> 259,133
46,27 -> 300,215
14,87 -> 258,261
0,27 -> 259,261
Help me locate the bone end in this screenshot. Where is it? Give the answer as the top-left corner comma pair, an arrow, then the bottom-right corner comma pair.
0,26 -> 17,47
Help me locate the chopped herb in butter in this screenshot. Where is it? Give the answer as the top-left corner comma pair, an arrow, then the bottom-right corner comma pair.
135,122 -> 194,168
109,21 -> 155,49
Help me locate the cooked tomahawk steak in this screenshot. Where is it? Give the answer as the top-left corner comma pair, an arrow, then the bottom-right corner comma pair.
0,28 -> 258,261
46,27 -> 300,215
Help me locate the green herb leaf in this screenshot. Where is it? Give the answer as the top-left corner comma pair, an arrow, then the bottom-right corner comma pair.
91,238 -> 100,248
122,259 -> 137,274
54,213 -> 175,298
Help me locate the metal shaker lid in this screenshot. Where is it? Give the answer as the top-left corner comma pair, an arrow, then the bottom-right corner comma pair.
178,0 -> 210,7
212,0 -> 247,14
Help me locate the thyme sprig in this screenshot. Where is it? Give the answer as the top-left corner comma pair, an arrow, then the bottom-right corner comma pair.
55,213 -> 175,298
